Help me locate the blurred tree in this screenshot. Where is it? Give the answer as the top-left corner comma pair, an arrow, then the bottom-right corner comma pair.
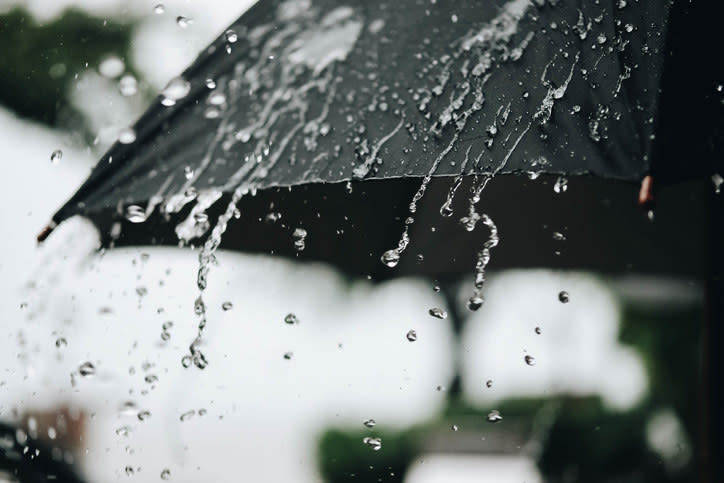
0,7 -> 136,127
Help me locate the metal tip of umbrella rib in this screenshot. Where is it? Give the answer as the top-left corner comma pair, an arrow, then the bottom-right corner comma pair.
36,221 -> 57,243
638,175 -> 656,211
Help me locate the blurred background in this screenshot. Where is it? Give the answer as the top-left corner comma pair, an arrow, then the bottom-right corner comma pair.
0,0 -> 705,482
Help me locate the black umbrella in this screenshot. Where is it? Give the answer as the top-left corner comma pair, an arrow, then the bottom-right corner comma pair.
37,0 -> 722,478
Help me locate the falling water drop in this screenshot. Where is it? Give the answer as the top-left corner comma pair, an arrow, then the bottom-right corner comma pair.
50,149 -> 63,164
78,362 -> 96,377
524,355 -> 536,366
467,296 -> 484,311
284,313 -> 299,325
292,228 -> 307,251
486,410 -> 503,423
558,291 -> 570,303
428,307 -> 447,319
712,173 -> 723,194
381,249 -> 400,268
363,419 -> 376,428
406,330 -> 418,342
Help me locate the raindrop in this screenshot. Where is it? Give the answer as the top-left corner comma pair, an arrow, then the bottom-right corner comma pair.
179,410 -> 195,422
153,4 -> 165,14
625,23 -> 634,33
428,307 -> 447,319
205,78 -> 216,89
208,91 -> 226,105
161,77 -> 191,106
486,410 -> 503,423
363,419 -> 376,428
292,228 -> 307,251
552,231 -> 566,241
535,326 -> 542,335
221,301 -> 233,311
176,16 -> 192,28
160,468 -> 171,480
144,374 -> 158,384
596,33 -> 607,44
558,291 -> 570,303
265,212 -> 281,223
115,426 -> 131,436
451,14 -> 459,23
486,379 -> 493,388
55,337 -> 67,348
162,321 -> 174,331
181,355 -> 192,368
524,355 -> 536,366
160,331 -> 171,341
406,330 -> 418,342
194,296 -> 205,315
118,127 -> 137,144
78,362 -> 96,377
283,351 -> 293,360
184,166 -> 194,180
553,177 -> 568,193
125,466 -> 134,476
712,173 -> 723,194
284,313 -> 299,325
467,296 -> 484,311
137,411 -> 151,421
225,29 -> 238,43
126,205 -> 147,223
98,56 -> 125,78
50,149 -> 63,164
363,437 -> 382,451
451,424 -> 459,431
380,249 -> 400,268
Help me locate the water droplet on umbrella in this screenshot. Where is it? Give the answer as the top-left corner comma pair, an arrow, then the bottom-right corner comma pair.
428,307 -> 447,319
55,337 -> 67,348
116,426 -> 131,436
222,301 -> 233,311
184,166 -> 194,179
596,33 -> 607,44
524,355 -> 536,366
50,149 -> 62,164
363,437 -> 382,451
137,411 -> 151,421
363,419 -> 376,428
160,468 -> 171,480
380,249 -> 400,268
292,228 -> 307,251
558,291 -> 570,303
283,351 -> 293,360
712,173 -> 723,194
225,30 -> 238,43
535,326 -> 542,335
433,285 -> 441,292
208,91 -> 226,105
161,331 -> 170,341
625,23 -> 634,33
78,362 -> 95,377
176,16 -> 192,28
98,56 -> 125,78
451,14 -> 458,23
162,321 -> 173,331
118,127 -> 136,144
552,231 -> 566,241
181,356 -> 192,368
126,205 -> 147,223
161,77 -> 191,106
284,313 -> 299,325
153,4 -> 165,14
205,78 -> 216,89
451,424 -> 459,431
486,380 -> 493,388
125,466 -> 134,476
179,410 -> 195,422
144,375 -> 158,384
467,296 -> 484,311
406,330 -> 417,342
194,296 -> 205,315
553,177 -> 568,193
486,410 -> 503,423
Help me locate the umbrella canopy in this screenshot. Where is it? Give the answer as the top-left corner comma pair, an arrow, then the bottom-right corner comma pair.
42,0 -> 721,281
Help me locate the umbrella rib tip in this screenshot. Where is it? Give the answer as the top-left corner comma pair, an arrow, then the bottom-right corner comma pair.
36,221 -> 58,244
638,175 -> 655,210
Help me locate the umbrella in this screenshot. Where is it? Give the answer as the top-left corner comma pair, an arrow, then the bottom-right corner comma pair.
37,0 -> 722,478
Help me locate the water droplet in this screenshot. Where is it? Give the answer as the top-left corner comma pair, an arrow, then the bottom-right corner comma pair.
486,410 -> 503,423
292,228 -> 307,251
208,91 -> 226,106
160,468 -> 171,480
55,337 -> 67,348
558,291 -> 570,303
486,380 -> 493,388
144,374 -> 158,384
450,14 -> 458,23
137,410 -> 151,421
118,127 -> 137,144
363,436 -> 382,451
153,4 -> 165,14
115,426 -> 131,436
50,149 -> 63,164
553,177 -> 568,193
222,301 -> 233,311
162,321 -> 173,331
428,307 -> 447,319
451,424 -> 459,431
194,296 -> 205,315
184,166 -> 194,180
596,33 -> 607,44
712,173 -> 723,194
524,355 -> 536,366
406,330 -> 417,342
78,362 -> 96,377
535,326 -> 542,335
552,231 -> 566,241
179,410 -> 195,422
363,418 -> 376,428
283,351 -> 293,360
225,29 -> 238,43
467,296 -> 484,311
125,466 -> 134,476
161,77 -> 191,106
205,78 -> 216,89
126,205 -> 147,223
284,313 -> 299,325
181,355 -> 192,368
380,249 -> 400,268
98,56 -> 125,78
625,23 -> 634,33
176,16 -> 192,28
161,331 -> 171,341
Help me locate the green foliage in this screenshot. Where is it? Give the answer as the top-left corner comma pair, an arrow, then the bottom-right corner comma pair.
0,7 -> 135,126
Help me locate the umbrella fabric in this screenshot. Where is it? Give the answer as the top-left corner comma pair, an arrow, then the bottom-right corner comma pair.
44,0 -> 720,279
